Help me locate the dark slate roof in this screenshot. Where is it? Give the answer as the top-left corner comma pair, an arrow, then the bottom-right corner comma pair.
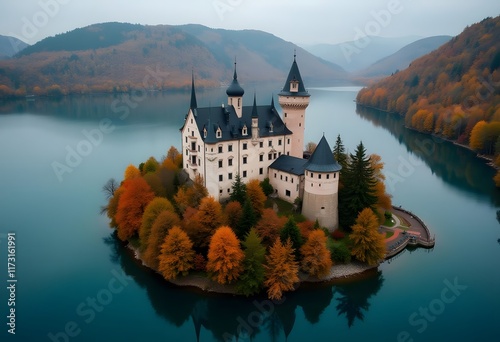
269,155 -> 307,176
193,101 -> 292,144
226,64 -> 245,97
278,56 -> 310,97
304,136 -> 342,172
190,72 -> 197,110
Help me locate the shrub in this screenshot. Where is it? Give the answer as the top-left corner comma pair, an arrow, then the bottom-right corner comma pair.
328,240 -> 351,264
384,211 -> 392,220
331,229 -> 345,240
260,178 -> 274,196
193,253 -> 207,272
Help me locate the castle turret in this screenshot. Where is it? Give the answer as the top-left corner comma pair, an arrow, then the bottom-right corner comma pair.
251,93 -> 259,141
278,54 -> 310,158
226,62 -> 244,117
302,136 -> 342,231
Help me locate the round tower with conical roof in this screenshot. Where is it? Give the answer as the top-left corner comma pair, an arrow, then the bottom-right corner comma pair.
302,136 -> 342,231
279,54 -> 310,158
226,61 -> 245,117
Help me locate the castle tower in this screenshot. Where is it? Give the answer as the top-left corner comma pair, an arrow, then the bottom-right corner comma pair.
226,61 -> 245,117
251,93 -> 259,142
302,136 -> 342,231
279,54 -> 310,158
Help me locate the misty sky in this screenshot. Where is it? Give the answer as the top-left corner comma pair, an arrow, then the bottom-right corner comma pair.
1,0 -> 499,46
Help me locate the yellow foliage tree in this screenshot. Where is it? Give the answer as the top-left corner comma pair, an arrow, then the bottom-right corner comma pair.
139,197 -> 174,249
350,208 -> 386,265
124,164 -> 140,180
246,179 -> 266,216
300,230 -> 332,278
264,238 -> 299,300
206,226 -> 244,284
158,226 -> 195,280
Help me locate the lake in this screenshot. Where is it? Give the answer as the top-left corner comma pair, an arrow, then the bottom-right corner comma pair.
0,85 -> 499,341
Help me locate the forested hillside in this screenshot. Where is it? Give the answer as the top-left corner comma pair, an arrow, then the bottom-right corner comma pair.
356,16 -> 500,184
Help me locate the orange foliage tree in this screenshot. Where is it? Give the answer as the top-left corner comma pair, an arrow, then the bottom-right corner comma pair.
139,197 -> 174,249
124,164 -> 141,180
142,210 -> 181,269
206,226 -> 244,284
246,179 -> 266,217
264,238 -> 299,300
115,177 -> 155,241
350,208 -> 386,265
255,209 -> 287,247
224,201 -> 242,230
106,185 -> 125,228
300,230 -> 332,278
158,226 -> 195,280
188,197 -> 223,249
370,154 -> 392,213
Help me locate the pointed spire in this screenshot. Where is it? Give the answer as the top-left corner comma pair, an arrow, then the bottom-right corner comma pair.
233,57 -> 238,80
270,94 -> 275,108
190,70 -> 197,110
252,92 -> 258,118
226,59 -> 245,97
279,53 -> 309,96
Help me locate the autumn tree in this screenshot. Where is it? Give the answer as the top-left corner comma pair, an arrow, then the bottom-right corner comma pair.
224,201 -> 242,230
163,146 -> 182,169
350,208 -> 386,266
143,156 -> 160,174
246,179 -> 266,217
158,226 -> 195,280
230,173 -> 247,205
115,177 -> 155,241
264,238 -> 299,300
124,164 -> 140,180
280,217 -> 303,258
139,197 -> 174,249
370,154 -> 392,212
142,210 -> 181,269
339,142 -> 378,229
206,226 -> 245,284
255,209 -> 287,247
102,178 -> 118,200
105,184 -> 125,228
237,229 -> 266,296
300,230 -> 332,278
189,196 -> 223,249
174,174 -> 208,215
143,172 -> 167,198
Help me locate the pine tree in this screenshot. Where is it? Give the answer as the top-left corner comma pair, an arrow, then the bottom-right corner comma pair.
350,208 -> 386,265
237,229 -> 266,296
158,226 -> 195,280
230,173 -> 247,205
333,134 -> 347,170
339,141 -> 378,229
300,230 -> 332,278
206,226 -> 245,284
237,199 -> 257,240
280,217 -> 303,259
264,238 -> 299,300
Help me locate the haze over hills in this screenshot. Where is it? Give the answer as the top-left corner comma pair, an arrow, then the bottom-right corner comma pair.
0,22 -> 349,97
301,35 -> 422,72
0,35 -> 29,60
356,35 -> 452,78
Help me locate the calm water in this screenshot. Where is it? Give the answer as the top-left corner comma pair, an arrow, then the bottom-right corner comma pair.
0,86 -> 499,341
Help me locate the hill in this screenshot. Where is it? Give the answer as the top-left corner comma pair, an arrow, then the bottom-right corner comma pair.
0,22 -> 348,97
0,35 -> 29,59
356,36 -> 452,78
356,16 -> 500,184
302,36 -> 421,72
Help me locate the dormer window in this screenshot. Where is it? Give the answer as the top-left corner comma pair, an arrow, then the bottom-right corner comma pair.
269,122 -> 273,133
242,125 -> 248,136
203,128 -> 207,138
216,127 -> 222,138
290,80 -> 299,92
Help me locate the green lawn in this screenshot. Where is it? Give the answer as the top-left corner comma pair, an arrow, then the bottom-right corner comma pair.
383,216 -> 396,227
385,231 -> 394,239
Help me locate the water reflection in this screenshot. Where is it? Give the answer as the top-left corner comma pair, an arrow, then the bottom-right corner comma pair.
335,271 -> 384,328
355,105 -> 500,206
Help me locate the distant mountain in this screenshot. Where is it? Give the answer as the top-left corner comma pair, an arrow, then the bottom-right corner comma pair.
302,36 -> 421,72
0,35 -> 28,59
0,22 -> 348,97
356,35 -> 452,78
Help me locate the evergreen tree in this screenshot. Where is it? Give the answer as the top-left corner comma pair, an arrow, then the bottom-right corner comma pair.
237,229 -> 266,296
333,134 -> 348,170
237,199 -> 256,240
280,217 -> 303,259
339,141 -> 378,229
230,173 -> 247,205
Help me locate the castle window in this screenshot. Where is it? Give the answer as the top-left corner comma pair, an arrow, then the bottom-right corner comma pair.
319,174 -> 322,179
299,123 -> 301,127
268,153 -> 272,160
334,173 -> 337,179
219,175 -> 223,182
280,175 -> 283,180
286,190 -> 291,197
327,174 -> 330,179
285,176 -> 288,182
278,152 -> 281,156
198,145 -> 200,152
228,144 -> 233,152
259,141 -> 264,148
218,145 -> 223,153
268,140 -> 272,147
273,153 -> 277,159
228,173 -> 233,180
242,126 -> 248,136
185,136 -> 188,143
291,178 -> 294,184
243,156 -> 247,164
198,158 -> 201,166
287,139 -> 290,144
228,188 -> 231,193
191,142 -> 196,151
218,160 -> 223,168
192,131 -> 195,136
296,184 -> 299,191
228,158 -> 233,166
216,128 -> 222,138
238,98 -> 241,107
284,113 -> 287,118
191,155 -> 196,164
287,152 -> 289,156
259,154 -> 264,162
185,149 -> 188,156
203,129 -> 207,138
259,167 -> 263,175
220,189 -> 223,194
243,142 -> 247,150
274,173 -> 277,178
311,173 -> 314,178
269,123 -> 273,132
243,170 -> 247,178
191,119 -> 193,124
278,139 -> 282,146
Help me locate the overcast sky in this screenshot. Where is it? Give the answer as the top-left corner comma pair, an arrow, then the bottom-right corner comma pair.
2,0 -> 499,45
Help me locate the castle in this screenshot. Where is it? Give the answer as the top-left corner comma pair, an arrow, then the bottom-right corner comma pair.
180,56 -> 342,230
